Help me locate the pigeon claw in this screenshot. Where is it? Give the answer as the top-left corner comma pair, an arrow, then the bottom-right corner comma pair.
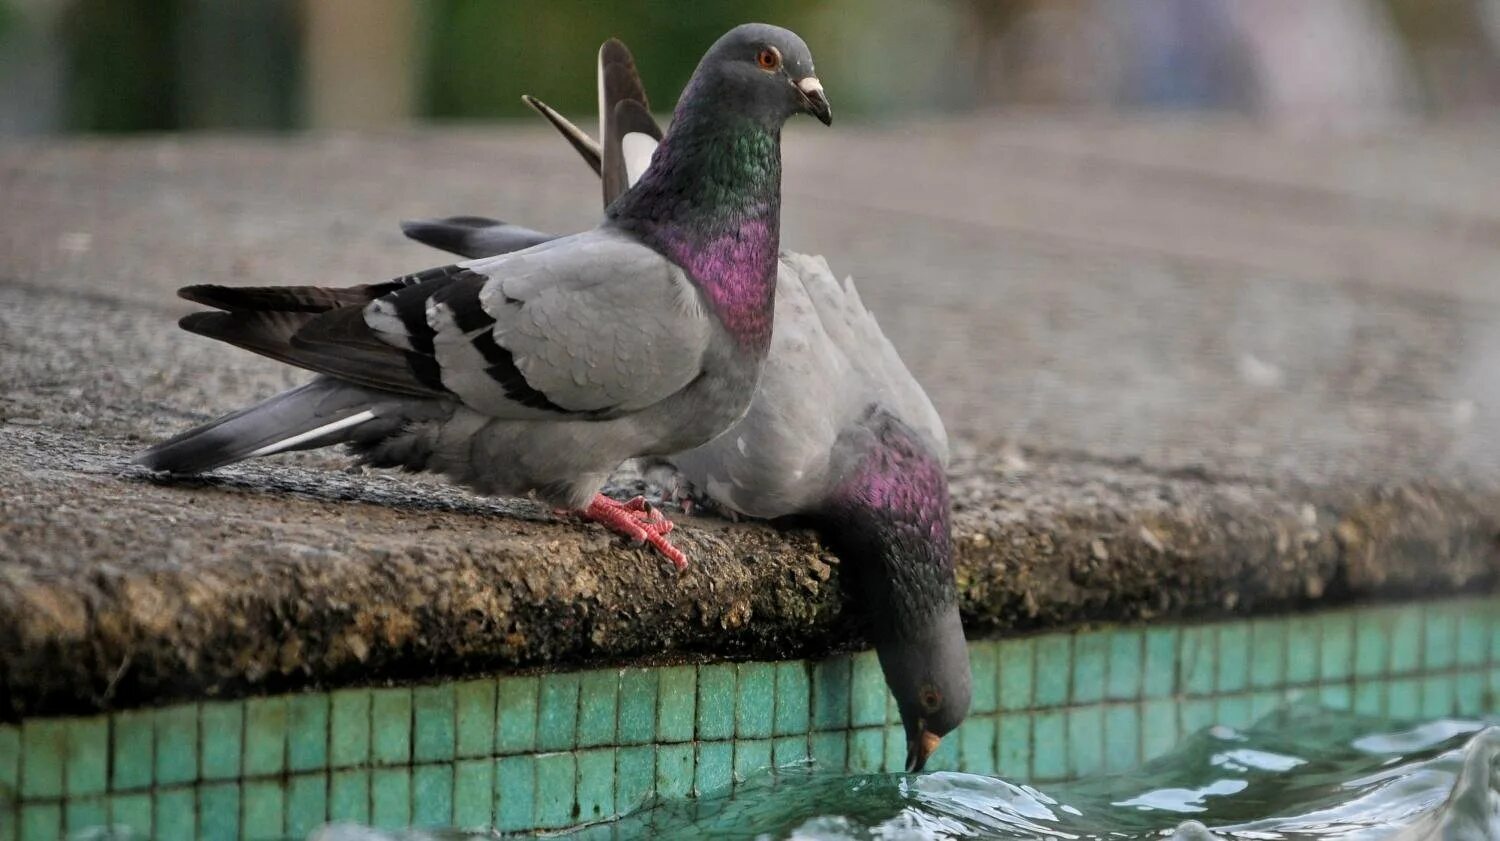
582,494 -> 689,570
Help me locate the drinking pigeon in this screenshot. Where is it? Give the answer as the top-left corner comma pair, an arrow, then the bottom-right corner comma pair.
135,24 -> 833,570
401,38 -> 969,772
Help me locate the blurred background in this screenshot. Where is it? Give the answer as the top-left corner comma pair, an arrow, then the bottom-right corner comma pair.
3,0 -> 1500,136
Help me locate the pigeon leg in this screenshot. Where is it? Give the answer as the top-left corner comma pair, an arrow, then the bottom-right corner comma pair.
581,494 -> 687,569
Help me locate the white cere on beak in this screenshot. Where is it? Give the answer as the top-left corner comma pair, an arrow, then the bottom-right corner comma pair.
797,77 -> 824,96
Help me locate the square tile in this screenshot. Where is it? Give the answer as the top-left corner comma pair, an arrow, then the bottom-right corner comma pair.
577,748 -> 616,823
1249,691 -> 1281,720
0,724 -> 15,798
697,663 -> 737,741
153,786 -> 196,841
848,728 -> 885,774
371,687 -> 413,765
616,745 -> 656,813
655,743 -> 694,802
850,652 -> 888,728
737,662 -> 776,739
809,731 -> 847,771
657,666 -> 697,743
63,798 -> 106,837
927,730 -> 960,772
969,642 -> 999,714
495,755 -> 536,832
1141,699 -> 1178,761
1179,626 -> 1216,696
884,724 -> 907,772
1421,675 -> 1455,719
1107,630 -> 1144,701
412,764 -> 454,827
19,719 -> 64,799
1142,627 -> 1179,698
812,656 -> 852,730
370,767 -> 412,829
496,676 -> 539,754
109,710 -> 153,792
286,773 -> 328,837
1067,707 -> 1104,778
1072,631 -> 1108,704
197,781 -> 240,841
1286,616 -> 1320,684
578,670 -> 620,748
959,716 -> 997,775
329,769 -> 371,824
1033,636 -> 1071,707
287,693 -> 330,772
1104,704 -> 1140,773
1179,699 -> 1214,736
774,662 -> 811,736
1249,620 -> 1287,689
997,714 -> 1031,779
19,804 -> 59,841
243,696 -> 288,777
241,779 -> 284,840
198,701 -> 242,781
1457,608 -> 1489,667
773,736 -> 808,768
454,679 -> 498,759
1455,673 -> 1484,716
329,689 -> 371,768
413,684 -> 457,763
618,669 -> 659,745
1216,695 -> 1252,729
534,753 -> 576,830
1319,683 -> 1353,711
1353,609 -> 1392,678
999,637 -> 1037,710
1387,678 -> 1421,719
695,742 -> 733,797
1390,606 -> 1423,674
150,707 -> 197,791
1216,623 -> 1250,694
108,792 -> 153,837
64,717 -> 108,797
1320,611 -> 1354,682
1031,711 -> 1066,781
1423,608 -> 1458,671
734,739 -> 774,782
452,759 -> 494,830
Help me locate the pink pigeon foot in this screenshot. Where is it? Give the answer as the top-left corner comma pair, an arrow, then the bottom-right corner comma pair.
579,493 -> 687,569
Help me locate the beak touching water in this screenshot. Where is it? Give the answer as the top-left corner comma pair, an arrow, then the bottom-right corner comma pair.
905,729 -> 942,773
796,76 -> 832,126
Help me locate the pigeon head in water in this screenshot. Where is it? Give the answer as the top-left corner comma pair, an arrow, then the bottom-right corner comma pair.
401,36 -> 968,771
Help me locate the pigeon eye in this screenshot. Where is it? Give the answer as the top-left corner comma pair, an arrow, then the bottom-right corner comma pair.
756,47 -> 782,71
920,686 -> 942,712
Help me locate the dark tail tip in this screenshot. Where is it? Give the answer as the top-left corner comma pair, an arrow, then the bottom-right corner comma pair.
400,217 -> 500,255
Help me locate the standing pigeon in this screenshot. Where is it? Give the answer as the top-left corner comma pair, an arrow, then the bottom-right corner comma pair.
135,24 -> 832,570
401,39 -> 969,773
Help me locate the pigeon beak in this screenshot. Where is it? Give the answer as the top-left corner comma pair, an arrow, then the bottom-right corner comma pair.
795,76 -> 832,126
904,729 -> 942,773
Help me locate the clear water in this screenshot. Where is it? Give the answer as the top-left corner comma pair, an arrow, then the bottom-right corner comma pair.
314,705 -> 1500,841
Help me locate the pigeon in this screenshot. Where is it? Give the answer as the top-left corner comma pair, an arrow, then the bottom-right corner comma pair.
400,38 -> 969,773
135,24 -> 833,570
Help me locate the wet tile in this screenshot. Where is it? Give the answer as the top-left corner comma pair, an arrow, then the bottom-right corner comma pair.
413,684 -> 457,763
1250,691 -> 1281,720
1423,608 -> 1458,671
811,656 -> 852,730
1031,711 -> 1066,781
1458,608 -> 1489,667
241,779 -> 284,840
734,739 -> 774,782
197,781 -> 240,841
996,714 -> 1031,779
1285,615 -> 1321,684
496,676 -> 539,754
1107,629 -> 1144,701
1142,627 -> 1179,699
618,669 -> 658,745
774,662 -> 811,736
534,753 -> 576,830
1067,707 -> 1104,778
286,773 -> 328,838
1250,620 -> 1287,689
1319,611 -> 1354,682
1318,683 -> 1353,711
1389,606 -> 1423,674
958,716 -> 997,776
20,720 -> 65,799
1421,675 -> 1455,719
64,717 -> 108,797
695,742 -> 733,797
412,764 -> 454,828
657,666 -> 697,743
495,755 -> 536,832
153,787 -> 196,841
198,701 -> 242,781
1104,704 -> 1140,773
1178,699 -> 1214,736
1072,631 -> 1108,705
328,769 -> 371,824
1141,699 -> 1178,761
697,663 -> 737,741
1179,626 -> 1216,696
576,748 -> 616,823
1216,623 -> 1250,694
287,693 -> 330,772
1455,673 -> 1484,716
108,792 -> 153,837
19,804 -> 59,841
578,670 -> 620,748
1387,678 -> 1421,719
773,736 -> 808,768
152,705 -> 198,789
969,642 -> 999,714
1216,695 -> 1252,729
850,652 -> 888,728
243,696 -> 288,777
454,679 -> 497,759
1033,636 -> 1071,707
0,723 -> 15,799
809,731 -> 847,771
884,724 -> 906,773
63,798 -> 106,837
848,728 -> 884,774
452,759 -> 493,830
999,637 -> 1036,710
371,687 -> 413,765
616,745 -> 656,813
655,743 -> 694,802
927,730 -> 960,772
329,689 -> 371,768
1354,609 -> 1392,678
736,662 -> 776,739
370,767 -> 412,829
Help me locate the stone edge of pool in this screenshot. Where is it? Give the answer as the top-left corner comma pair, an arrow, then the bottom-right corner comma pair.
2,439 -> 1497,722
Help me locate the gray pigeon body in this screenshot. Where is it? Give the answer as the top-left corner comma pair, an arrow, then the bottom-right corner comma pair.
400,38 -> 969,771
137,24 -> 833,569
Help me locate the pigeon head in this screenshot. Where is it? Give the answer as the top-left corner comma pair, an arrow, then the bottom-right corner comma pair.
822,409 -> 972,773
688,23 -> 831,127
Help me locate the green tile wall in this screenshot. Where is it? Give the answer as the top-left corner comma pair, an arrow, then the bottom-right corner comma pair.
4,596 -> 1498,839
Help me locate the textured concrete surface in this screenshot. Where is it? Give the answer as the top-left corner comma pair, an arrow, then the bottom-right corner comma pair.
3,118 -> 1499,717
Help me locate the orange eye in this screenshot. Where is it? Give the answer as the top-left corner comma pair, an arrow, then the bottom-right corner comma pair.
756,47 -> 781,71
